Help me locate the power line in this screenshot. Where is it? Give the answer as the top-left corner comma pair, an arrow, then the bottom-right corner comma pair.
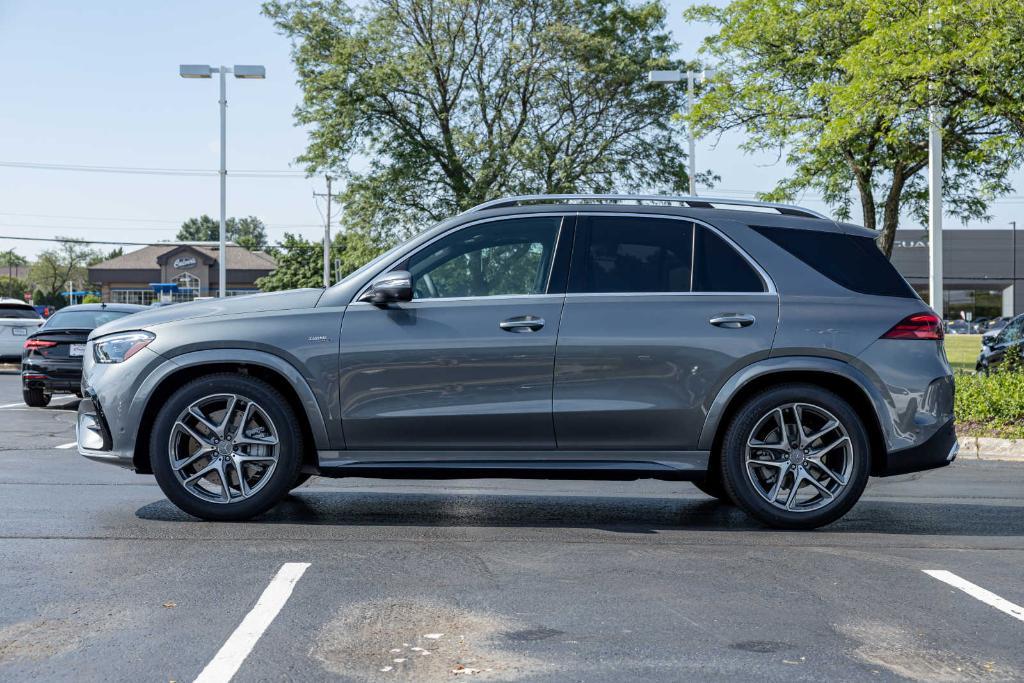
0,234 -> 319,250
0,211 -> 322,227
0,160 -> 308,178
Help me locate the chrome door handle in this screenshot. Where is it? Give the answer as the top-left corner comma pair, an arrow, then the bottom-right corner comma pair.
500,316 -> 545,332
709,313 -> 756,329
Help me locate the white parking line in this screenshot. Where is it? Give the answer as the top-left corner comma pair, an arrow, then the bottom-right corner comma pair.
0,402 -> 24,409
194,562 -> 311,683
55,442 -> 77,449
924,569 -> 1024,623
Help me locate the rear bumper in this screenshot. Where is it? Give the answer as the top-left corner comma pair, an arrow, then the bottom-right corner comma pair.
875,418 -> 958,477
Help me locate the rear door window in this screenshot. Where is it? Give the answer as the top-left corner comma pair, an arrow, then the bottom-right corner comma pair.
0,304 -> 41,319
569,216 -> 765,294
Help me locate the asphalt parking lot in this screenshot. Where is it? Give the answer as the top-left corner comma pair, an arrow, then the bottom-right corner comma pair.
0,367 -> 1022,682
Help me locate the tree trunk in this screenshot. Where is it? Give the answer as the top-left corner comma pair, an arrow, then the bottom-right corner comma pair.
876,166 -> 907,258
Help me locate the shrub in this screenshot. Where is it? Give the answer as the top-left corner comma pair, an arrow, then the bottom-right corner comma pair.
955,371 -> 1024,439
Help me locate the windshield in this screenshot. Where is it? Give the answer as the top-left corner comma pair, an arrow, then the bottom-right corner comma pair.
0,304 -> 42,320
43,309 -> 134,330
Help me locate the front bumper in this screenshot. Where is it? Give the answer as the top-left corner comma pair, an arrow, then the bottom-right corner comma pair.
76,395 -> 135,469
875,418 -> 958,477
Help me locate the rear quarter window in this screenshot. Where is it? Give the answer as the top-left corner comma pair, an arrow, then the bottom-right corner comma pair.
752,225 -> 918,298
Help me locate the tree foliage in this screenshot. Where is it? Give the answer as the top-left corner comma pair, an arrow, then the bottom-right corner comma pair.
0,250 -> 28,268
176,215 -> 269,250
256,229 -> 390,291
687,0 -> 1021,257
264,0 -> 701,246
30,238 -> 100,297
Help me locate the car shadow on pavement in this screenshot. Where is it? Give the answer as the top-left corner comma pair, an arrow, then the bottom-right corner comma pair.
135,491 -> 1024,536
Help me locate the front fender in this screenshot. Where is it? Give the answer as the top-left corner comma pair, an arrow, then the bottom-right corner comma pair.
697,356 -> 895,451
132,349 -> 331,452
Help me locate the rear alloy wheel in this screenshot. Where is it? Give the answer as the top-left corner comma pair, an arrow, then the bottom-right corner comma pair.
150,374 -> 303,521
719,384 -> 869,529
23,387 -> 51,407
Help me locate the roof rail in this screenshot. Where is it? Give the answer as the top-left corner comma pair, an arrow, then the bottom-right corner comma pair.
464,194 -> 827,220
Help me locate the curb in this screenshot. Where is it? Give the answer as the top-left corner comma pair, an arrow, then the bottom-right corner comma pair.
956,434 -> 1024,462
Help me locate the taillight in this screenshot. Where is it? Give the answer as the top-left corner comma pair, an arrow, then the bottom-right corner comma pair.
881,313 -> 944,340
23,339 -> 57,350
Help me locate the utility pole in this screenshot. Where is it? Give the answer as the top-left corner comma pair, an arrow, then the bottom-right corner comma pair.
1012,220 -> 1018,315
928,105 -> 943,320
314,177 -> 337,287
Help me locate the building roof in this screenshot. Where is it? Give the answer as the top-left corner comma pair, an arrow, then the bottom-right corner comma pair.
88,243 -> 276,271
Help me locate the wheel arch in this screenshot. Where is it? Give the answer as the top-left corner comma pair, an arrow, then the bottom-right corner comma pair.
130,350 -> 329,474
698,358 -> 890,477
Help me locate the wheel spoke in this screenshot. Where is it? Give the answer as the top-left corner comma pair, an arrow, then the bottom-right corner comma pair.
811,435 -> 850,459
802,470 -> 834,499
236,432 -> 279,447
174,420 -> 213,449
765,463 -> 791,502
217,395 -> 238,437
784,470 -> 802,509
807,458 -> 847,486
188,405 -> 221,437
230,457 -> 251,498
231,402 -> 256,440
172,447 -> 212,471
182,462 -> 217,487
803,419 -> 839,446
215,459 -> 232,501
792,404 -> 805,445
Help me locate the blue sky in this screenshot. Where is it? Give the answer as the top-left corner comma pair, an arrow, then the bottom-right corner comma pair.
0,0 -> 1020,259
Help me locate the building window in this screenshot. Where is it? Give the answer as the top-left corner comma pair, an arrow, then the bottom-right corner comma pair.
110,289 -> 157,305
173,272 -> 201,302
225,289 -> 259,297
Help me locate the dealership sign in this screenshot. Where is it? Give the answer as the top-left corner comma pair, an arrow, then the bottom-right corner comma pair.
173,256 -> 198,269
895,239 -> 928,249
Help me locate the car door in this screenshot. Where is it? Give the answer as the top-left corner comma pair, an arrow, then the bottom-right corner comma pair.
553,213 -> 779,451
338,214 -> 572,451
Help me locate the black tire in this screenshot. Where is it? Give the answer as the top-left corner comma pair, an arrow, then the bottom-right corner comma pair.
719,383 -> 870,530
150,373 -> 303,521
23,387 -> 51,407
692,472 -> 733,504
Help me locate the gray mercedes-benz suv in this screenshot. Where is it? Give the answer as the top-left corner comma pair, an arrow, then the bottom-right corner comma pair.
77,195 -> 957,529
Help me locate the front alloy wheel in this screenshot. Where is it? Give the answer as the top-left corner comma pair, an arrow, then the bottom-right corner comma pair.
151,373 -> 303,521
169,393 -> 280,504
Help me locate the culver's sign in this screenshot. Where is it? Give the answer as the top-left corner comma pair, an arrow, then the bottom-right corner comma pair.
173,255 -> 198,269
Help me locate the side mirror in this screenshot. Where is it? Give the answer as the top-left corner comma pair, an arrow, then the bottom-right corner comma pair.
982,337 -> 993,349
366,270 -> 413,305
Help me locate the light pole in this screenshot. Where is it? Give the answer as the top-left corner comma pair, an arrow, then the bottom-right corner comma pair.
927,105 -> 944,320
1012,220 -> 1018,315
648,68 -> 716,196
179,64 -> 266,298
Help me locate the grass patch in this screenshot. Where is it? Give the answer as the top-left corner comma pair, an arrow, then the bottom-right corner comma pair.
944,334 -> 982,373
955,371 -> 1024,439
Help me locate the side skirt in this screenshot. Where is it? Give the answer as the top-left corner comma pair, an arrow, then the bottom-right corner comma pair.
315,450 -> 710,482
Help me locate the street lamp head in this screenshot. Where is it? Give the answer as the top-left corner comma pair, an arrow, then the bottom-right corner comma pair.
179,64 -> 213,79
648,70 -> 682,84
233,65 -> 266,79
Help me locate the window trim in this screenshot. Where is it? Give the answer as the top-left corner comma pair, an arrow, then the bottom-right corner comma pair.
567,212 -> 776,296
352,212 -> 573,304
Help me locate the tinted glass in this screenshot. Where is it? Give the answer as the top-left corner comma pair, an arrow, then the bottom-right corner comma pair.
0,304 -> 41,320
572,216 -> 693,293
692,226 -> 765,292
753,225 -> 917,298
407,216 -> 561,299
43,310 -> 134,330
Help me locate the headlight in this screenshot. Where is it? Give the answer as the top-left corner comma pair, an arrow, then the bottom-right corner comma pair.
92,331 -> 155,364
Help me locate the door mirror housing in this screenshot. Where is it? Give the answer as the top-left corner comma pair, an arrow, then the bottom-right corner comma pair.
366,270 -> 413,305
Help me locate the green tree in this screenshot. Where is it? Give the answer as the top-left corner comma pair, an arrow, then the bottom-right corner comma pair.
835,0 -> 1024,139
687,0 -> 1020,257
0,276 -> 28,300
257,229 -> 391,292
264,0 -> 700,245
176,215 -> 269,250
30,238 -> 100,300
88,247 -> 124,266
0,250 -> 28,268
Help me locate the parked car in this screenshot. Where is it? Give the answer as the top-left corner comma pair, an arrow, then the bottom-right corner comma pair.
945,319 -> 971,335
22,303 -> 147,406
976,314 -> 1024,374
982,316 -> 1013,344
0,298 -> 44,360
77,195 -> 956,529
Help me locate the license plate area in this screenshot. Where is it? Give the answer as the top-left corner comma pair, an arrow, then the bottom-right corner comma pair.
12,327 -> 27,336
70,344 -> 86,357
